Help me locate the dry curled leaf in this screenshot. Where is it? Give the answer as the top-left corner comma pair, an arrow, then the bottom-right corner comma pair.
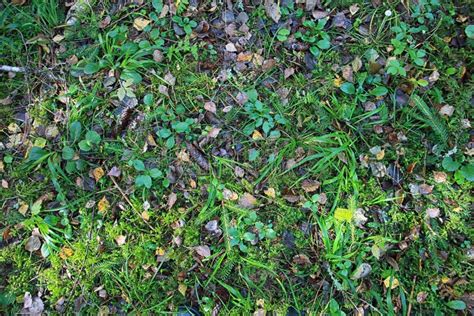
92,167 -> 105,182
133,17 -> 151,31
238,193 -> 258,209
204,101 -> 217,113
97,196 -> 110,213
195,245 -> 211,257
115,235 -> 126,246
25,236 -> 41,252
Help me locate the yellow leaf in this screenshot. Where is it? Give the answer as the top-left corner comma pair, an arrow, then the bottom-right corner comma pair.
264,187 -> 276,199
0,161 -> 3,172
156,247 -> 166,256
133,18 -> 151,31
178,284 -> 187,296
141,210 -> 150,221
376,149 -> 385,160
334,208 -> 353,222
252,130 -> 263,140
18,201 -> 29,216
59,247 -> 74,259
384,276 -> 399,289
97,196 -> 110,213
333,76 -> 343,87
92,167 -> 105,182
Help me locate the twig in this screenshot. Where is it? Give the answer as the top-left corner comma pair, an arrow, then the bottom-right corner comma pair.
0,65 -> 26,73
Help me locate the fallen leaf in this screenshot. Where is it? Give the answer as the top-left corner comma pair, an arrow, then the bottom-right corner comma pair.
204,101 -> 217,113
115,235 -> 126,246
107,166 -> 121,177
92,167 -> 105,182
2,179 -> 9,189
167,192 -> 177,209
238,193 -> 258,209
264,187 -> 276,199
133,17 -> 151,31
153,50 -> 164,62
384,276 -> 400,289
59,247 -> 74,259
301,179 -> 320,193
237,52 -> 253,62
433,171 -> 447,183
158,85 -> 169,96
52,34 -> 64,43
439,105 -> 454,117
97,196 -> 110,213
18,201 -> 29,216
207,127 -> 221,138
195,245 -> 211,257
284,67 -> 295,79
351,263 -> 371,280
252,130 -> 263,140
419,184 -> 433,195
223,189 -> 238,201
25,236 -> 41,252
293,254 -> 311,265
349,4 -> 360,15
164,72 -> 176,86
141,210 -> 150,221
426,207 -> 440,218
264,0 -> 281,23
225,43 -> 237,52
178,284 -> 187,296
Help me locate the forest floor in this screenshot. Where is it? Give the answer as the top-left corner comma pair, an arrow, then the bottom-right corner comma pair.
0,0 -> 473,314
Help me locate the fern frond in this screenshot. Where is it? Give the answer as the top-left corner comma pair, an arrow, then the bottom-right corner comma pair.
411,95 -> 448,145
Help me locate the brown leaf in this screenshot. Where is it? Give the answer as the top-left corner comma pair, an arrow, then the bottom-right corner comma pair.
264,187 -> 276,199
301,179 -> 320,193
225,43 -> 237,52
207,127 -> 221,138
426,207 -> 440,218
433,171 -> 447,183
167,192 -> 177,209
238,193 -> 258,209
419,184 -> 433,195
25,236 -> 41,252
195,245 -> 211,257
264,0 -> 281,23
164,72 -> 176,86
204,101 -> 217,113
97,196 -> 110,213
284,67 -> 295,79
92,167 -> 105,182
186,142 -> 210,171
153,50 -> 164,62
293,254 -> 311,265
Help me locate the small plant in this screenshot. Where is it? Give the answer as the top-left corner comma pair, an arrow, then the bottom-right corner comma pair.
386,59 -> 406,77
295,18 -> 331,56
339,72 -> 389,101
78,130 -> 101,152
276,28 -> 290,41
243,89 -> 286,138
129,159 -> 167,189
229,211 -> 277,252
172,16 -> 197,35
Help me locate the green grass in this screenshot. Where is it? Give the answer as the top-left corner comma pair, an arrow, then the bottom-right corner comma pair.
0,0 -> 473,314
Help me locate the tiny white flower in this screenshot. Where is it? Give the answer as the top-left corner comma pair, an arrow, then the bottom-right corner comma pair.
385,10 -> 392,17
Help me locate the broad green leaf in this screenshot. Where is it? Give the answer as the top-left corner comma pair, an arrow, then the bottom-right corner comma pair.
370,86 -> 388,97
446,300 -> 466,310
465,25 -> 474,39
442,156 -> 460,172
62,147 -> 75,160
135,175 -> 152,188
459,164 -> 474,181
132,159 -> 146,171
69,121 -> 82,142
144,93 -> 154,106
85,130 -> 101,144
340,82 -> 356,95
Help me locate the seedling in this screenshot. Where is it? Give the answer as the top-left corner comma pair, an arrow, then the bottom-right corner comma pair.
129,159 -> 167,189
295,18 -> 331,57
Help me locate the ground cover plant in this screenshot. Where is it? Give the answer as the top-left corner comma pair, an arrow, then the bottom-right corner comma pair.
0,0 -> 473,314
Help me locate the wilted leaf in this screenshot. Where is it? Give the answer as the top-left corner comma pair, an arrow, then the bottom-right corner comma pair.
133,17 -> 151,31
264,187 -> 276,199
426,207 -> 440,218
115,235 -> 126,246
25,236 -> 41,252
195,245 -> 211,257
59,247 -> 74,259
238,193 -> 258,209
264,0 -> 281,23
301,179 -> 320,193
351,263 -> 371,280
167,192 -> 177,209
293,254 -> 311,265
383,276 -> 399,289
204,101 -> 216,113
97,196 -> 110,213
92,167 -> 105,182
107,166 -> 121,177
